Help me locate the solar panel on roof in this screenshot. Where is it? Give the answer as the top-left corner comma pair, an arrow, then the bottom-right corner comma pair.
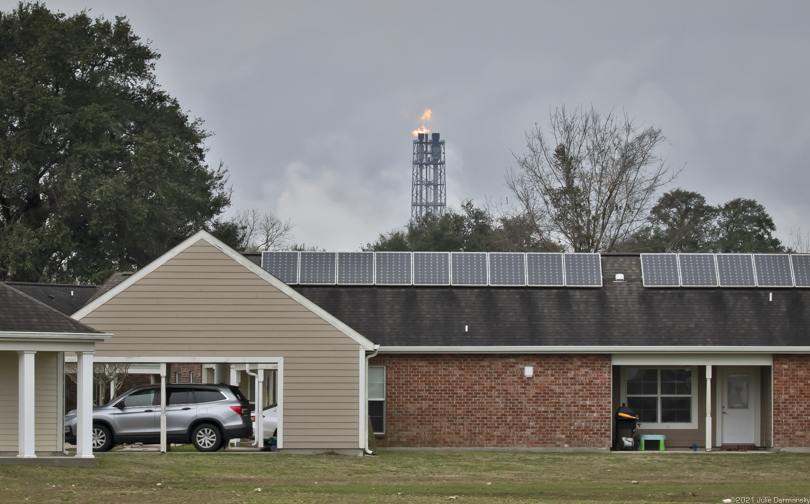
375,252 -> 412,285
413,252 -> 450,285
678,254 -> 718,287
564,253 -> 602,287
754,254 -> 794,287
299,251 -> 337,284
489,253 -> 526,286
716,254 -> 756,287
261,251 -> 299,284
641,253 -> 680,287
526,253 -> 564,286
451,252 -> 488,286
791,255 -> 810,288
337,252 -> 374,285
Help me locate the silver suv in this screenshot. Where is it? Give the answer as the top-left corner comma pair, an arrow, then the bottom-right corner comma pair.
64,384 -> 252,452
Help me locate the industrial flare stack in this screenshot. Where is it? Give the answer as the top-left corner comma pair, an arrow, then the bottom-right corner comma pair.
411,132 -> 446,221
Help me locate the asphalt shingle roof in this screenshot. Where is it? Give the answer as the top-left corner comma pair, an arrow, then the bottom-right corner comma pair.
5,282 -> 98,316
293,255 -> 810,348
0,283 -> 102,334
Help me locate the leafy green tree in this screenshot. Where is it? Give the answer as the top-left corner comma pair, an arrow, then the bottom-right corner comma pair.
0,3 -> 231,283
506,105 -> 676,252
621,191 -> 783,253
365,200 -> 559,252
716,198 -> 783,253
625,189 -> 718,252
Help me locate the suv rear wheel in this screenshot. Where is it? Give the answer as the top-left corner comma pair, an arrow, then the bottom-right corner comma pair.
191,423 -> 222,452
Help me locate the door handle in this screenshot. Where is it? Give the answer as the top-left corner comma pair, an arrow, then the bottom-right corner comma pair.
144,409 -> 153,412
182,407 -> 191,411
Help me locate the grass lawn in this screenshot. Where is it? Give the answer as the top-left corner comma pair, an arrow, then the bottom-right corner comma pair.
1,450 -> 809,503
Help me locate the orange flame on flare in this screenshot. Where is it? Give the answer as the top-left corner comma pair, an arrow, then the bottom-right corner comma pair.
412,108 -> 432,136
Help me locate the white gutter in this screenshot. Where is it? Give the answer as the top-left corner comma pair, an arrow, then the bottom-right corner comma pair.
364,345 -> 380,455
0,331 -> 111,342
376,345 -> 810,354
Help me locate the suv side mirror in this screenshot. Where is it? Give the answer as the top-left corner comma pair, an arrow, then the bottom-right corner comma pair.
114,401 -> 126,410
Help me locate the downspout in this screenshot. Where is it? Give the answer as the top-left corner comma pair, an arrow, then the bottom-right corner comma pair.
244,365 -> 264,449
364,345 -> 380,455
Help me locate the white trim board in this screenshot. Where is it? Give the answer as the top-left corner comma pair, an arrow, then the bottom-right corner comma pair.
377,346 -> 806,355
76,356 -> 284,364
612,354 -> 773,366
0,331 -> 111,342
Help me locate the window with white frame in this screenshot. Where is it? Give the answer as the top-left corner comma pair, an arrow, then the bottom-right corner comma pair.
623,367 -> 696,427
368,366 -> 385,434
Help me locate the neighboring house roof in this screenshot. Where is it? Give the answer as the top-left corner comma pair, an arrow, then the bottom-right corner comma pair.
292,255 -> 810,349
0,283 -> 102,334
5,282 -> 98,316
243,253 -> 261,267
83,272 -> 133,306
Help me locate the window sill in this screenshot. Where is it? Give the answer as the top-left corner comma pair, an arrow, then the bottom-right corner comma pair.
637,422 -> 697,430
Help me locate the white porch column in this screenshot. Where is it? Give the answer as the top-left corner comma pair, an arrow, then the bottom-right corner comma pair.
705,365 -> 713,452
256,369 -> 264,449
17,351 -> 36,458
160,363 -> 167,453
75,351 -> 95,458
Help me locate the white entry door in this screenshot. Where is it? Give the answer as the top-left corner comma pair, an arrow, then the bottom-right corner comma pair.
719,367 -> 760,445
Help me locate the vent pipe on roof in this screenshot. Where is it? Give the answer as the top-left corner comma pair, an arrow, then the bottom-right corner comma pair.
614,273 -> 625,282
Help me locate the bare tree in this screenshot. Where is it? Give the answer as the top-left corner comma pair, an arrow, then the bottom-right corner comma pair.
233,210 -> 295,252
788,228 -> 810,253
66,362 -> 131,405
506,105 -> 678,252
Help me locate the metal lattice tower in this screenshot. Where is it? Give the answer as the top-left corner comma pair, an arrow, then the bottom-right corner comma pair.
411,132 -> 446,220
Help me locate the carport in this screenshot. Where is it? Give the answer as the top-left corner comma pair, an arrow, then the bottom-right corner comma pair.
72,231 -> 377,455
89,357 -> 281,452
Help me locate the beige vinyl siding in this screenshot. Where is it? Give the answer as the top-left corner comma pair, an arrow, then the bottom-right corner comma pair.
0,351 -> 61,452
81,240 -> 364,450
0,352 -> 17,450
35,352 -> 60,451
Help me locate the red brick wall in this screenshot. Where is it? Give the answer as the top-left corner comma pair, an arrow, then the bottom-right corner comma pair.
370,354 -> 612,448
773,354 -> 810,448
168,363 -> 203,383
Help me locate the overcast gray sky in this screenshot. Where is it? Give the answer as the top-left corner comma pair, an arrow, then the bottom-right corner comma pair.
9,1 -> 810,250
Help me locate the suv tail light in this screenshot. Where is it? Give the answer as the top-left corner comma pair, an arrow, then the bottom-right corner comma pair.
231,406 -> 246,416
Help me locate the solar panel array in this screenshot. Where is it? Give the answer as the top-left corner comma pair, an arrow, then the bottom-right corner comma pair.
679,254 -> 718,287
413,252 -> 450,286
754,254 -> 793,287
337,252 -> 374,285
261,251 -> 299,284
298,251 -> 336,285
638,253 -> 810,288
489,253 -> 527,286
527,253 -> 565,287
375,252 -> 412,285
563,253 -> 603,287
451,252 -> 488,286
716,254 -> 755,287
262,251 -> 602,287
792,255 -> 810,287
640,253 -> 680,287
264,251 -> 810,288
